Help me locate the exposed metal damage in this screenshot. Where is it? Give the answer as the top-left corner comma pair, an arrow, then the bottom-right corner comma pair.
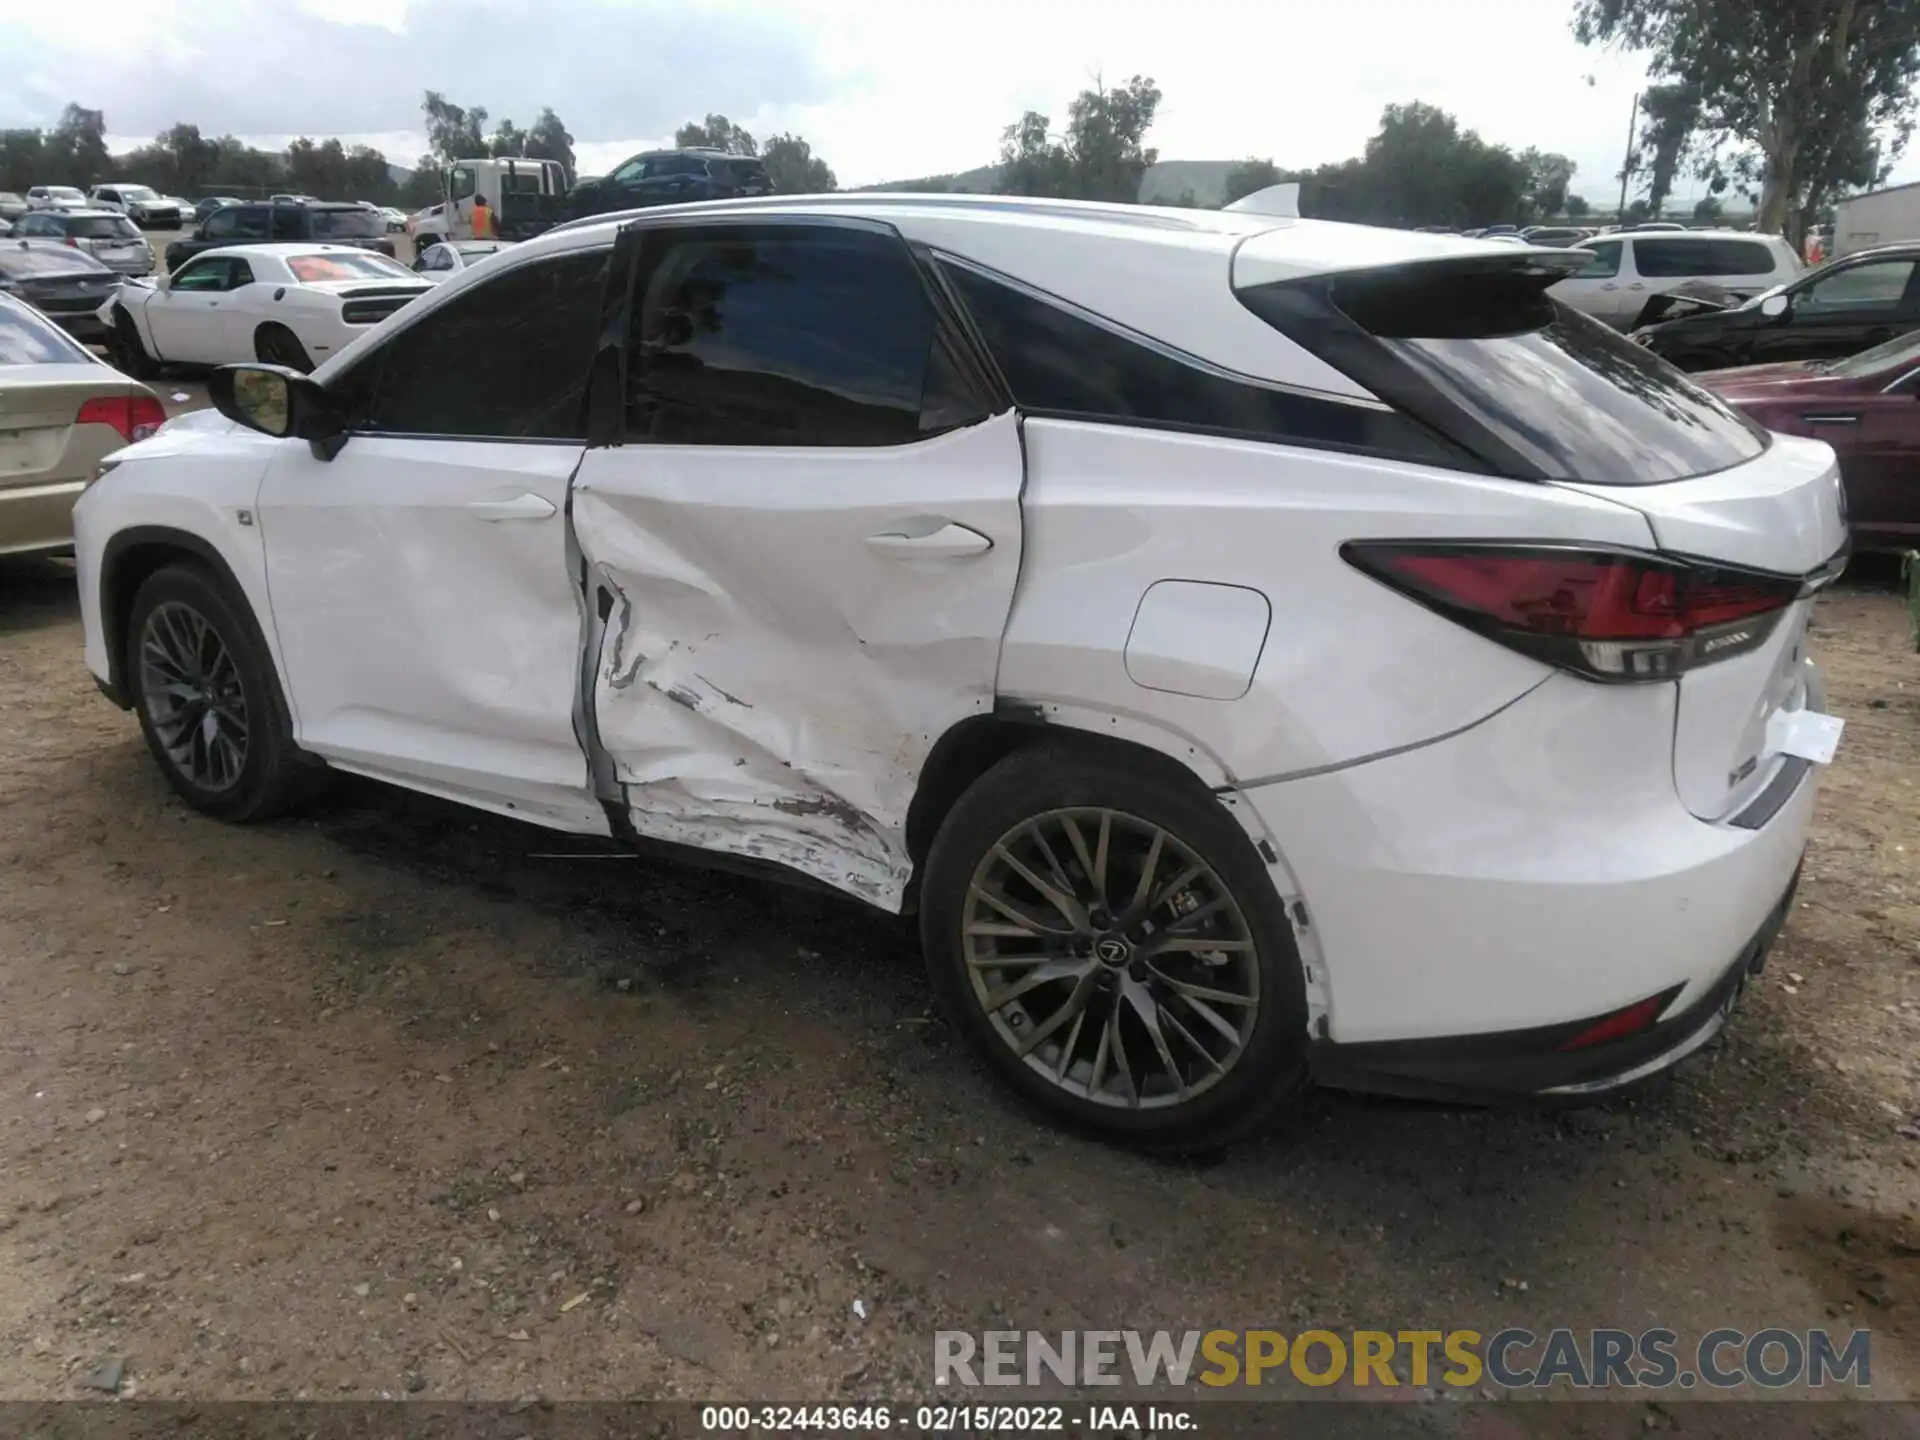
559,412 -> 1027,911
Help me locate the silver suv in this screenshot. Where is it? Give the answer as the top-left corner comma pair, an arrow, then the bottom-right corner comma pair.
11,208 -> 155,275
89,184 -> 183,229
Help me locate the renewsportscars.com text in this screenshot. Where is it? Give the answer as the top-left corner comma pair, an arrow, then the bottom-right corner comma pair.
933,1328 -> 1871,1390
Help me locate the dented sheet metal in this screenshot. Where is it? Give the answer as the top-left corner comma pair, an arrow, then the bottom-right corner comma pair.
568,411 -> 1026,909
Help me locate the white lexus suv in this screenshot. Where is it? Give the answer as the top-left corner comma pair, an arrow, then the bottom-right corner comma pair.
72,195 -> 1848,1149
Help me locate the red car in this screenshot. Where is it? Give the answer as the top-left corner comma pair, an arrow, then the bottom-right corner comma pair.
1701,329 -> 1920,552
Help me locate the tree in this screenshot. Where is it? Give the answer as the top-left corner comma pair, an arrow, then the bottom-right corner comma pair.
400,157 -> 445,209
759,133 -> 836,193
1355,102 -> 1531,227
422,91 -> 489,164
1064,75 -> 1162,202
1692,194 -> 1725,221
1518,147 -> 1578,220
286,136 -> 349,197
0,130 -> 46,192
488,118 -> 528,158
1223,157 -> 1283,205
1574,0 -> 1920,234
1565,192 -> 1591,219
997,110 -> 1075,198
41,103 -> 110,187
1634,81 -> 1701,216
675,114 -> 757,155
525,108 -> 576,182
996,74 -> 1162,202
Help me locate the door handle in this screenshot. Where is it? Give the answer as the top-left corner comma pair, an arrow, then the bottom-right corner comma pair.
1801,412 -> 1861,426
1600,282 -> 1620,291
1628,282 -> 1645,291
467,493 -> 556,521
864,521 -> 993,559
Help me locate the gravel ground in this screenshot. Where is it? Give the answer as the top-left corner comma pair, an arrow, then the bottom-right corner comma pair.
0,461 -> 1916,1409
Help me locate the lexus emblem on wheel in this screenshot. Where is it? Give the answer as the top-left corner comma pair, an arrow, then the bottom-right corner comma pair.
1094,937 -> 1130,964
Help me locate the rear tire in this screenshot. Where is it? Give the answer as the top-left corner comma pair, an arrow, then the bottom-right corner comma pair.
920,745 -> 1310,1153
126,563 -> 319,822
254,324 -> 313,373
112,309 -> 160,380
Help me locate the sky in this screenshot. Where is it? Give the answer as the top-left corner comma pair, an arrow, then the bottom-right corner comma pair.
3,0 -> 1917,202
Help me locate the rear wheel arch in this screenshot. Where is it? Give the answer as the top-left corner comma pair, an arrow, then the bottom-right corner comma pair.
904,707 -> 1239,902
100,529 -> 273,707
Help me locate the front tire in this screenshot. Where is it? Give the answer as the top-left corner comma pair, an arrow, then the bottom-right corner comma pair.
126,563 -> 316,822
112,309 -> 160,380
254,324 -> 313,373
921,745 -> 1310,1152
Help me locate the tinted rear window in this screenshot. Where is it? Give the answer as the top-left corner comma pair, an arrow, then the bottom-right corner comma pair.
717,159 -> 770,184
0,247 -> 108,277
946,260 -> 1465,467
68,215 -> 139,239
1240,263 -> 1769,485
309,208 -> 384,239
1634,238 -> 1781,278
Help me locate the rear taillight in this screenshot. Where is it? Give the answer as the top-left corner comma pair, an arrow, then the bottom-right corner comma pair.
77,393 -> 167,443
1342,542 -> 1801,681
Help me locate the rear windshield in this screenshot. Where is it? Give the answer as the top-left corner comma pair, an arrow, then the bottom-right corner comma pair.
308,208 -> 385,239
68,215 -> 140,240
1,246 -> 109,277
287,252 -> 414,282
1240,263 -> 1769,485
715,158 -> 770,184
0,300 -> 90,363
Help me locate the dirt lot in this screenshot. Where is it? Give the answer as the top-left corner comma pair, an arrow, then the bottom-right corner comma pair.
1,497 -> 1918,1407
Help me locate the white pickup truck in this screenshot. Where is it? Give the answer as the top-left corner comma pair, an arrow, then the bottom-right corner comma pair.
406,158 -> 568,248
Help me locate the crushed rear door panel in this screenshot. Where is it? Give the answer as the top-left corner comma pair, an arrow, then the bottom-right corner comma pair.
569,411 -> 1026,909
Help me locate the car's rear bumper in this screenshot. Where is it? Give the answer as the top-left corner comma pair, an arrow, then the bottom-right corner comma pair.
1240,670 -> 1819,1068
1307,861 -> 1799,1102
0,477 -> 88,556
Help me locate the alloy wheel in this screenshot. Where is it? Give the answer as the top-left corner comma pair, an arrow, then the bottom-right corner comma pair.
962,807 -> 1260,1109
139,601 -> 249,792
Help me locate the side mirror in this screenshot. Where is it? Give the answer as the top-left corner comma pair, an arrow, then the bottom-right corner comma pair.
1760,294 -> 1790,319
154,272 -> 171,291
207,364 -> 345,459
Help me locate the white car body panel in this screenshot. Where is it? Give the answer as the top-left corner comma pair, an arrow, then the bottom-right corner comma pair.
72,421 -> 282,688
254,434 -> 604,834
72,196 -> 1846,1082
570,410 -> 1026,909
998,419 -> 1655,785
1245,668 -> 1815,1044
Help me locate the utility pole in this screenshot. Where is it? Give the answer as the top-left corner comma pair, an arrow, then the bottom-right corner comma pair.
1616,90 -> 1640,224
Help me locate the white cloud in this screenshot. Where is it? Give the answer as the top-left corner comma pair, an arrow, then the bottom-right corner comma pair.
11,0 -> 1919,197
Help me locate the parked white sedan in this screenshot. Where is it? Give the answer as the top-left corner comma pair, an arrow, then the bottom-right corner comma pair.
70,195 -> 1846,1148
101,244 -> 431,375
410,239 -> 513,283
